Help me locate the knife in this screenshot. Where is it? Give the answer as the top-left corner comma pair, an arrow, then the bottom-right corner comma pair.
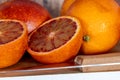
74,52 -> 120,72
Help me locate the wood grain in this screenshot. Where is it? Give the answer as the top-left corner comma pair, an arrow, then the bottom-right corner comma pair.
75,52 -> 120,72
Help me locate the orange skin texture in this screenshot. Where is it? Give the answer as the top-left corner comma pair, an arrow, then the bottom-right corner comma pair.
0,0 -> 51,33
61,0 -> 75,15
0,19 -> 28,68
62,0 -> 120,54
27,16 -> 83,64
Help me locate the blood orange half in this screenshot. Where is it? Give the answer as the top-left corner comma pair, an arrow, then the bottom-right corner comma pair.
0,19 -> 28,68
27,16 -> 83,64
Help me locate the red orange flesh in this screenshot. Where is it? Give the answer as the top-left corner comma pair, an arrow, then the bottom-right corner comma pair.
27,16 -> 83,64
0,19 -> 28,68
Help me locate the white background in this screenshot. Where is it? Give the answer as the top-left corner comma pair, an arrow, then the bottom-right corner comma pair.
1,71 -> 120,80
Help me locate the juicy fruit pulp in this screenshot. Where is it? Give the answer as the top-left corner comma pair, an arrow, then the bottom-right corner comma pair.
0,0 -> 51,33
0,21 -> 23,44
28,16 -> 83,64
0,19 -> 27,68
29,18 -> 76,52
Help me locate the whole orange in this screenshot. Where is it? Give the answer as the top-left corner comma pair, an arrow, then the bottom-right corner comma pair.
61,0 -> 120,54
0,0 -> 51,33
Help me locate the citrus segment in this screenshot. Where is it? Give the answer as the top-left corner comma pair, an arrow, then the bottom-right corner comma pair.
0,19 -> 28,68
0,21 -> 23,44
28,16 -> 83,64
29,18 -> 76,52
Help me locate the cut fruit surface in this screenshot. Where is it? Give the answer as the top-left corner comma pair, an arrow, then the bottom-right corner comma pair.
29,18 -> 76,52
0,19 -> 28,68
28,16 -> 83,64
0,21 -> 23,44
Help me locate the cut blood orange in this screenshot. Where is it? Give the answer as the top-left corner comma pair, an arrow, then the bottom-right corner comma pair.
0,19 -> 28,68
27,16 -> 83,64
